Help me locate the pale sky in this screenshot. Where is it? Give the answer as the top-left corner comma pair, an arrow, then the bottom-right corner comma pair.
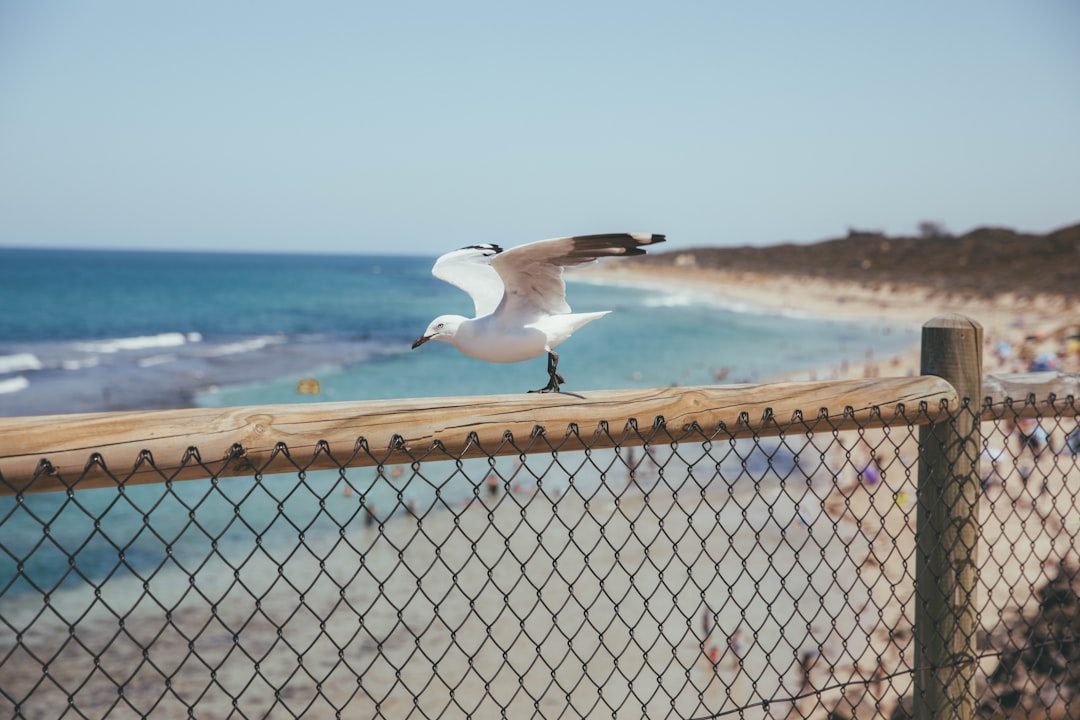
1,1 -> 1077,255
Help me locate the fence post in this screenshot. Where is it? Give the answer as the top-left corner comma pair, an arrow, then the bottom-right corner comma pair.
914,314 -> 982,720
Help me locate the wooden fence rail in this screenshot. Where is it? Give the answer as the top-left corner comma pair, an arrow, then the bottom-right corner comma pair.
0,376 -> 957,495
1,372 -> 1076,497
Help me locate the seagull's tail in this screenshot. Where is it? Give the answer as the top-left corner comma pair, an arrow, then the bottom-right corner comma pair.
539,311 -> 611,350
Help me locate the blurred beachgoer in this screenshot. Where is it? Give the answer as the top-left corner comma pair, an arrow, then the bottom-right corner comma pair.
798,649 -> 818,692
728,628 -> 747,668
1064,427 -> 1080,456
707,644 -> 720,666
1016,418 -> 1049,458
859,449 -> 882,486
1027,353 -> 1060,372
700,604 -> 714,641
980,444 -> 1006,486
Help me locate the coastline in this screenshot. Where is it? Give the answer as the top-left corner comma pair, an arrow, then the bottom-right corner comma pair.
573,262 -> 1080,380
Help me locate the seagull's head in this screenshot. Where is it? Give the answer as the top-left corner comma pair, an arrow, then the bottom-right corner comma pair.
412,314 -> 466,350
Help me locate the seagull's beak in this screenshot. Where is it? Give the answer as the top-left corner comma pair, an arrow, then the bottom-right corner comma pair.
411,335 -> 431,349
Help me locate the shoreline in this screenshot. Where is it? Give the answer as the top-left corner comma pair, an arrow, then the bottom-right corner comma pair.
573,263 -> 1080,380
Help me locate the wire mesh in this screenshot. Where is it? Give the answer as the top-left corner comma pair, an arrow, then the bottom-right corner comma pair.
1,394 -> 1078,719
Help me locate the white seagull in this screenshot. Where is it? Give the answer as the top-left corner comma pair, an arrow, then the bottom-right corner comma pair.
412,232 -> 666,393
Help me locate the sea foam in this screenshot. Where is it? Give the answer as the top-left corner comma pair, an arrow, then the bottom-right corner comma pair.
74,332 -> 200,354
0,353 -> 44,374
196,336 -> 285,358
0,376 -> 30,394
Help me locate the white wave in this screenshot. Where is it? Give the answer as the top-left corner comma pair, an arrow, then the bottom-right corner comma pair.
75,332 -> 193,354
572,273 -> 800,317
138,354 -> 179,368
0,353 -> 44,374
0,376 -> 29,395
197,336 -> 285,358
61,357 -> 102,371
641,293 -> 697,309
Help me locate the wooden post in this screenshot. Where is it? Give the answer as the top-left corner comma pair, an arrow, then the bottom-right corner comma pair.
915,314 -> 982,720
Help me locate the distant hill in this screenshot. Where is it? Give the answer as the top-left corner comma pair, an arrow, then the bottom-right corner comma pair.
635,222 -> 1080,299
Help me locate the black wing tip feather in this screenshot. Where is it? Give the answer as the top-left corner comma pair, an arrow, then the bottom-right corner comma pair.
460,243 -> 503,254
626,233 -> 665,254
567,232 -> 666,259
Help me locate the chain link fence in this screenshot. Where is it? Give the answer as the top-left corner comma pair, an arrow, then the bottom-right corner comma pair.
1,379 -> 1079,719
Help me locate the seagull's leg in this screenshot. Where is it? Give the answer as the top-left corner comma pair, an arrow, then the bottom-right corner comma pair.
529,351 -> 566,393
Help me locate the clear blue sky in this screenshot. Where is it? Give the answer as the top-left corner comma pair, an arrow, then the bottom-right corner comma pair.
2,1 -> 1078,255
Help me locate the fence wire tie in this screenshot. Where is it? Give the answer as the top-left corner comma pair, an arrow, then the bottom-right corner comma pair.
83,452 -> 109,474
178,446 -> 202,470
33,458 -> 57,478
307,439 -> 339,472
269,441 -> 291,460
133,449 -> 156,471
678,420 -> 701,437
224,442 -> 246,461
461,430 -> 484,455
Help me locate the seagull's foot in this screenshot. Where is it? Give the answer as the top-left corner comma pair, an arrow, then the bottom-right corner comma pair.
528,381 -> 559,394
528,351 -> 567,394
528,374 -> 562,394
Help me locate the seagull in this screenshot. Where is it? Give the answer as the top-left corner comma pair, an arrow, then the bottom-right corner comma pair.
412,232 -> 666,393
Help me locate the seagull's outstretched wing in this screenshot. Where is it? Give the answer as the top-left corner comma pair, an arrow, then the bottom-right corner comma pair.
431,244 -> 505,318
491,233 -> 666,319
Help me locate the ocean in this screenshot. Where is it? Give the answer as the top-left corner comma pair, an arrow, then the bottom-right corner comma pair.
0,247 -> 917,413
0,246 -> 917,600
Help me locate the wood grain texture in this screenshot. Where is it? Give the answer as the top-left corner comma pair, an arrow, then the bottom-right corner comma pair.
916,314 -> 983,720
0,376 -> 956,495
981,371 -> 1080,418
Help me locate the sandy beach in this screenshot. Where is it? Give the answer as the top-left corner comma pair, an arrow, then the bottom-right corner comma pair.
3,264 -> 1078,719
576,262 -> 1080,381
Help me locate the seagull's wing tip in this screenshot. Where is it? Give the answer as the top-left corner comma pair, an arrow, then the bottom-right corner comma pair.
629,232 -> 666,245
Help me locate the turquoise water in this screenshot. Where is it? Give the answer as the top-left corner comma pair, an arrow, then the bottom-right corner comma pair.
0,247 -> 918,597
